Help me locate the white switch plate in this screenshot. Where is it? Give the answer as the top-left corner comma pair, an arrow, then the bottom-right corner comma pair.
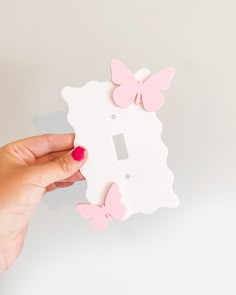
62,68 -> 179,219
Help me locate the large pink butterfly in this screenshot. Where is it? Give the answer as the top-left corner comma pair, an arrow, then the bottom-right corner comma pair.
111,59 -> 175,112
76,183 -> 126,230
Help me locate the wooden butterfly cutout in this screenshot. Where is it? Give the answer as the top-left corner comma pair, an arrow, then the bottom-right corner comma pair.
76,183 -> 126,230
111,59 -> 175,112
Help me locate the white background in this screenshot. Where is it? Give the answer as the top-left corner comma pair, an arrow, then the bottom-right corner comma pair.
0,0 -> 236,294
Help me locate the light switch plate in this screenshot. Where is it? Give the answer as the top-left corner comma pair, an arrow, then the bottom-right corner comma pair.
62,60 -> 179,228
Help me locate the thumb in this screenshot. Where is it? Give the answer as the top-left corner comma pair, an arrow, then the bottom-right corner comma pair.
32,146 -> 88,187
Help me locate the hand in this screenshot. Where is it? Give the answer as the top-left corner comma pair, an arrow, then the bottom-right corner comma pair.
0,134 -> 87,274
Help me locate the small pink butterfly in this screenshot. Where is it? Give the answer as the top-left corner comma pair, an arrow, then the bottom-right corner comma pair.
111,59 -> 175,112
76,183 -> 126,230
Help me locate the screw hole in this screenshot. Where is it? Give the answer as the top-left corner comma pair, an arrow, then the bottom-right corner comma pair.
111,114 -> 116,120
125,174 -> 130,179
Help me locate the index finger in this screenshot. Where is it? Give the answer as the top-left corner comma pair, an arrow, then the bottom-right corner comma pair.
14,133 -> 75,158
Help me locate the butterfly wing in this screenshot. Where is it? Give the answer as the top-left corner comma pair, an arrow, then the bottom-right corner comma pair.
90,215 -> 108,230
111,59 -> 138,108
76,204 -> 108,230
105,183 -> 126,220
113,85 -> 138,108
111,59 -> 137,85
142,67 -> 175,112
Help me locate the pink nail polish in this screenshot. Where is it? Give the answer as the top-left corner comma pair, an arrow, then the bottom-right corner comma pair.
72,146 -> 86,161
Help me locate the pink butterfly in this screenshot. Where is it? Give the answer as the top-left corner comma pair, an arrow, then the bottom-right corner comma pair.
76,183 -> 126,230
111,59 -> 175,112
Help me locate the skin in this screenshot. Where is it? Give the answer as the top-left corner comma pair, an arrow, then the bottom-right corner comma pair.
0,134 -> 87,274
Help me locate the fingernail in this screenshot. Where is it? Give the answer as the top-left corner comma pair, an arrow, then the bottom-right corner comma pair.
72,146 -> 86,161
